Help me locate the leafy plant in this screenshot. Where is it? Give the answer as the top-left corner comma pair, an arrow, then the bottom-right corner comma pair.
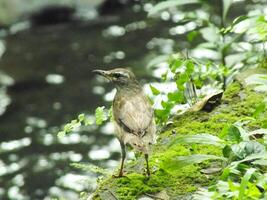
162,121 -> 267,199
57,106 -> 111,138
148,0 -> 267,124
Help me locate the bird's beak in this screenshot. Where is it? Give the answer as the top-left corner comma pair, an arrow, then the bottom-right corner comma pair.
92,69 -> 110,79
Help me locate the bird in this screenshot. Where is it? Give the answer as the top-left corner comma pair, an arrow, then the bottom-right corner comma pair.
93,68 -> 156,177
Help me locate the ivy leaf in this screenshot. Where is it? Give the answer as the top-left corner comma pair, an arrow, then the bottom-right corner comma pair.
150,84 -> 160,95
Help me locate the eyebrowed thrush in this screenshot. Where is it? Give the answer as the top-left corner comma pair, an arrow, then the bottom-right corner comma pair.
93,68 -> 156,177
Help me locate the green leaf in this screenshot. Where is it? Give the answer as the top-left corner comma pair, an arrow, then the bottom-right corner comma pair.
64,123 -> 72,132
95,106 -> 106,125
150,84 -> 161,95
175,73 -> 190,91
167,91 -> 184,103
233,124 -> 249,141
238,168 -> 256,200
222,145 -> 232,158
187,30 -> 199,42
220,167 -> 231,180
222,0 -> 233,23
57,131 -> 66,138
161,71 -> 168,81
252,159 -> 267,165
78,114 -> 85,121
170,59 -> 183,73
232,15 -> 249,26
185,60 -> 195,74
165,154 -> 226,170
253,102 -> 266,119
148,0 -> 200,16
227,125 -> 241,143
155,109 -> 169,122
170,134 -> 225,147
249,128 -> 267,136
84,118 -> 94,126
229,153 -> 267,169
231,141 -> 266,159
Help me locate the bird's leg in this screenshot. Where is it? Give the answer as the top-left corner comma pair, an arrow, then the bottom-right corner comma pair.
144,154 -> 150,177
113,141 -> 126,178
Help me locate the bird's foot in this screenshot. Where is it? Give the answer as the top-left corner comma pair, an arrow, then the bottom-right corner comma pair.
112,172 -> 127,178
142,169 -> 151,180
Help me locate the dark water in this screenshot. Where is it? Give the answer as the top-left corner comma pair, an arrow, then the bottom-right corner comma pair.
0,4 -> 174,200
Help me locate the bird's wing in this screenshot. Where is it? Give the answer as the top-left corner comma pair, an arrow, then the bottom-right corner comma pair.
113,93 -> 153,137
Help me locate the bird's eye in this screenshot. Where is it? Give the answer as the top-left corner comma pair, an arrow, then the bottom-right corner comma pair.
113,73 -> 122,78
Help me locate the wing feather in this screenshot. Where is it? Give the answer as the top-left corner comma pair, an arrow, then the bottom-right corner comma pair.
113,92 -> 153,136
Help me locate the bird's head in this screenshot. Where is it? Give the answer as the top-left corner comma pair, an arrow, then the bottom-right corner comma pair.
93,68 -> 139,89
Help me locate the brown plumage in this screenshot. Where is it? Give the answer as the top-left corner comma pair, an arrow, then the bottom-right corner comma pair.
93,68 -> 156,177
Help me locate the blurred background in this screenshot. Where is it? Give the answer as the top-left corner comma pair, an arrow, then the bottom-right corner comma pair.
0,0 -> 266,199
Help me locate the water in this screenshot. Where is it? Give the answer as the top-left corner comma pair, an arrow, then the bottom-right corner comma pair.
0,3 -> 174,200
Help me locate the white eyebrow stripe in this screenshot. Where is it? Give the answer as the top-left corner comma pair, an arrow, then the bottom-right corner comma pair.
115,72 -> 130,78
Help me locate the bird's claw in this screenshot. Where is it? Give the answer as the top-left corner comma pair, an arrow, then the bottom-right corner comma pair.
112,172 -> 127,178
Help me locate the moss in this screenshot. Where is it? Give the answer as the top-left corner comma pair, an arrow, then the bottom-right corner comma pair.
93,81 -> 267,199
222,82 -> 241,102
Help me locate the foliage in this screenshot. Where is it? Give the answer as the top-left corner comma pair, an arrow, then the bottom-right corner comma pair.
57,106 -> 111,138
147,0 -> 267,124
151,54 -> 224,124
165,119 -> 267,199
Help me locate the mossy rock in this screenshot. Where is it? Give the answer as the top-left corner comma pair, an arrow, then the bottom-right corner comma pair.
92,73 -> 267,200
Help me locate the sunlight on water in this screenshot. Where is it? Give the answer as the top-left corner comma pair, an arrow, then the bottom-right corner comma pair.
103,51 -> 125,63
0,88 -> 11,116
45,74 -> 65,85
48,186 -> 78,200
0,40 -> 6,58
161,11 -> 171,21
26,117 -> 47,128
89,148 -> 110,160
8,186 -> 25,200
104,88 -> 116,102
1,138 -> 31,151
57,173 -> 89,191
103,25 -> 125,37
92,85 -> 105,95
100,122 -> 114,135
